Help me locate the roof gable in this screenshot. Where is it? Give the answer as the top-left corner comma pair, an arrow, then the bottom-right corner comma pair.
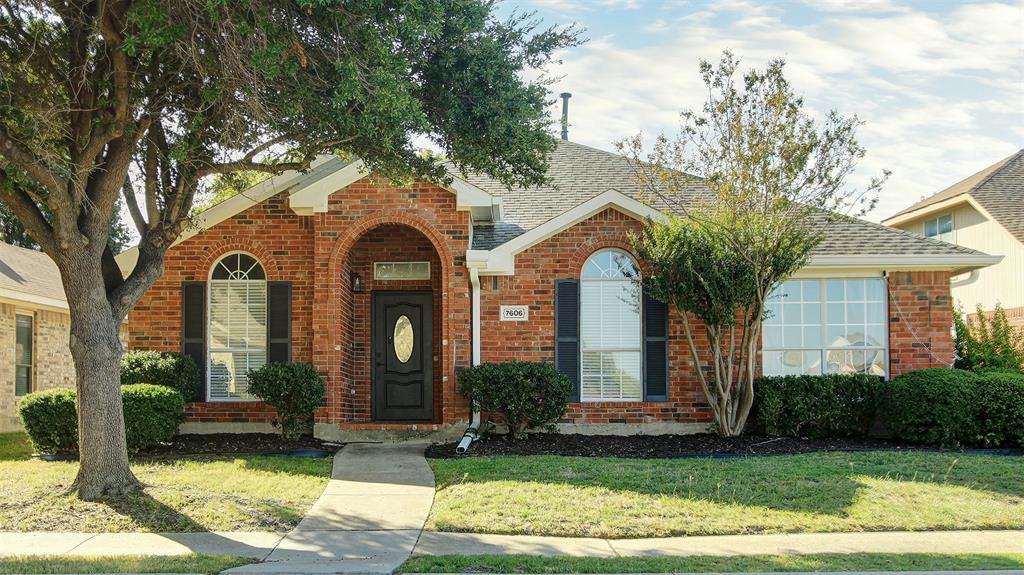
884,150 -> 1024,243
0,242 -> 67,309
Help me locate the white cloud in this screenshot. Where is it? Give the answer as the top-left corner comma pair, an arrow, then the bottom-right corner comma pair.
540,0 -> 1024,221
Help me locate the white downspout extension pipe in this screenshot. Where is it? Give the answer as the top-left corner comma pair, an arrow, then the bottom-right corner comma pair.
456,267 -> 483,454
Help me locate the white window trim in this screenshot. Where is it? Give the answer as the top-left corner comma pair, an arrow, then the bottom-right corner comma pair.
923,213 -> 955,244
206,251 -> 267,403
579,249 -> 644,403
14,310 -> 34,397
762,277 -> 890,380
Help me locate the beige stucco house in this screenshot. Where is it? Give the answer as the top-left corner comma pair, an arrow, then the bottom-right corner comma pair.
884,150 -> 1023,326
0,242 -> 75,432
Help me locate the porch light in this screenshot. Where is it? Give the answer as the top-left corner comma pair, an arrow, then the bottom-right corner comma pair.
350,272 -> 364,293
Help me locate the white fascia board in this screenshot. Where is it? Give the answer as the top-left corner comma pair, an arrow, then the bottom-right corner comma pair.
882,195 -> 978,227
0,289 -> 69,311
472,189 -> 664,275
289,160 -> 368,215
806,253 -> 1002,275
447,175 -> 501,223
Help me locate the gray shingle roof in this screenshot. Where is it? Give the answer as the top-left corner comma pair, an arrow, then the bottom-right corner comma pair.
886,150 -> 1024,243
0,242 -> 66,304
461,139 -> 985,258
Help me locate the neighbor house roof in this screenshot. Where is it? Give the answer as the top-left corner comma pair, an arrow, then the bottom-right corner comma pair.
464,140 -> 991,262
0,242 -> 68,310
883,149 -> 1024,243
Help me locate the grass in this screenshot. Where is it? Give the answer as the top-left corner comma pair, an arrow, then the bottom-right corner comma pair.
0,554 -> 252,574
0,432 -> 32,460
399,553 -> 1024,573
0,432 -> 331,532
427,452 -> 1024,538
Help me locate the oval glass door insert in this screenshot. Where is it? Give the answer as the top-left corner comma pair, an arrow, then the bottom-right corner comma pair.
393,315 -> 414,363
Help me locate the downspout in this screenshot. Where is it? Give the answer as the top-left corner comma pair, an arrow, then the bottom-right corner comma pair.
456,266 -> 482,454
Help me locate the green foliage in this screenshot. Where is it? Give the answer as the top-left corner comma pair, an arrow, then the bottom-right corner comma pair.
17,388 -> 78,454
753,374 -> 884,438
17,385 -> 184,454
622,51 -> 885,437
192,171 -> 271,215
246,363 -> 326,440
120,350 -> 200,403
458,362 -> 571,438
954,303 -> 1024,371
121,384 -> 185,452
976,372 -> 1024,447
884,369 -> 981,447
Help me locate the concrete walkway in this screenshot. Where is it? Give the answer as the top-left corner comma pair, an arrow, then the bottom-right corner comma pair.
413,530 -> 1024,557
223,442 -> 435,574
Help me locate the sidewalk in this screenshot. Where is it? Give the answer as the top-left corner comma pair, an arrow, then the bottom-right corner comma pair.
413,530 -> 1024,557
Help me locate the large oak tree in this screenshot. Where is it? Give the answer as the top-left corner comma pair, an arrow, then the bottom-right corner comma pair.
0,0 -> 579,499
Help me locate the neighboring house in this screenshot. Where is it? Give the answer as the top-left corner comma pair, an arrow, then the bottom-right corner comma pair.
118,140 -> 999,440
0,242 -> 75,432
883,150 -> 1023,326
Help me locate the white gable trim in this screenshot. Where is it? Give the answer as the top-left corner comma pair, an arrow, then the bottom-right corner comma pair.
468,189 -> 665,275
289,160 -> 369,215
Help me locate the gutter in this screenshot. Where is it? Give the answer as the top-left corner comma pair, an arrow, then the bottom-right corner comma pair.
456,266 -> 483,454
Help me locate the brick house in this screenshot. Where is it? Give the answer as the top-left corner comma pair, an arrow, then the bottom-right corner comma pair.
117,140 -> 1000,440
0,242 -> 76,432
884,149 -> 1024,327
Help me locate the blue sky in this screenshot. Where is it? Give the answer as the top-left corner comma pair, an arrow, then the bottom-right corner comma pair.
501,0 -> 1024,221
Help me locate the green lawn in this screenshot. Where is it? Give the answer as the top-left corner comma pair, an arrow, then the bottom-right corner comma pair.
427,452 -> 1024,538
0,554 -> 251,574
400,553 -> 1024,573
0,432 -> 331,532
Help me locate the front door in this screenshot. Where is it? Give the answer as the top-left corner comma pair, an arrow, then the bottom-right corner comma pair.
372,292 -> 433,421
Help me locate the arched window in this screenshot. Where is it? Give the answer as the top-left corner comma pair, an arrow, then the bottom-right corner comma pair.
580,249 -> 642,401
208,253 -> 267,401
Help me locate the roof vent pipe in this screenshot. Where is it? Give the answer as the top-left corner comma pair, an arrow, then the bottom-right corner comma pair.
560,92 -> 571,141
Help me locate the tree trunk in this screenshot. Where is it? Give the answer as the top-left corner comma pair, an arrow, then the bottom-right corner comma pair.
65,260 -> 140,500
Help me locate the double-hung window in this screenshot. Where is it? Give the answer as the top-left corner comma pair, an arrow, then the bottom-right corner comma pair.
208,253 -> 267,401
923,214 -> 954,243
763,278 -> 887,377
14,313 -> 33,396
580,249 -> 642,401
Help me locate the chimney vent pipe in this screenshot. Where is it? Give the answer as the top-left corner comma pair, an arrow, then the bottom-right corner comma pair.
560,92 -> 571,141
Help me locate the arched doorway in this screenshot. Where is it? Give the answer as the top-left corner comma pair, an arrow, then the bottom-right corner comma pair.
342,224 -> 444,422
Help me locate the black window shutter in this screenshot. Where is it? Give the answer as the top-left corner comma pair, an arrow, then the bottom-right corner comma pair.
267,281 -> 292,363
268,280 -> 292,362
643,284 -> 669,402
181,281 -> 207,402
555,279 -> 580,402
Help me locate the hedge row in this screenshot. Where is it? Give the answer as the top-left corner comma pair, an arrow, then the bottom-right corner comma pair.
754,368 -> 1024,448
18,384 -> 185,454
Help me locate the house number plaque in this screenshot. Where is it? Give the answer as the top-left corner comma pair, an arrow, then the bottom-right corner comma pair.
500,305 -> 529,321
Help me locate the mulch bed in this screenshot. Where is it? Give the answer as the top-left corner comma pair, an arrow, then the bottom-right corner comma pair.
138,433 -> 343,457
426,433 -> 1020,459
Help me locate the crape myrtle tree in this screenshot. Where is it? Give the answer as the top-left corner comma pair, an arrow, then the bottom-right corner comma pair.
0,0 -> 580,499
620,52 -> 887,436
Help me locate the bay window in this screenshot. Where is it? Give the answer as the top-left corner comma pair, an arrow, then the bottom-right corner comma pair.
763,278 -> 887,377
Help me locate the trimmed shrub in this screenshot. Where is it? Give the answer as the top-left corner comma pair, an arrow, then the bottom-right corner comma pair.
121,350 -> 200,403
122,384 -> 185,452
17,385 -> 184,454
976,371 -> 1024,447
883,368 -> 980,447
753,374 -> 884,438
247,362 -> 326,440
18,388 -> 78,454
458,361 -> 571,438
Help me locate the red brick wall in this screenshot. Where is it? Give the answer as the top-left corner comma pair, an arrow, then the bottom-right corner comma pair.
888,271 -> 955,376
480,208 -> 713,425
